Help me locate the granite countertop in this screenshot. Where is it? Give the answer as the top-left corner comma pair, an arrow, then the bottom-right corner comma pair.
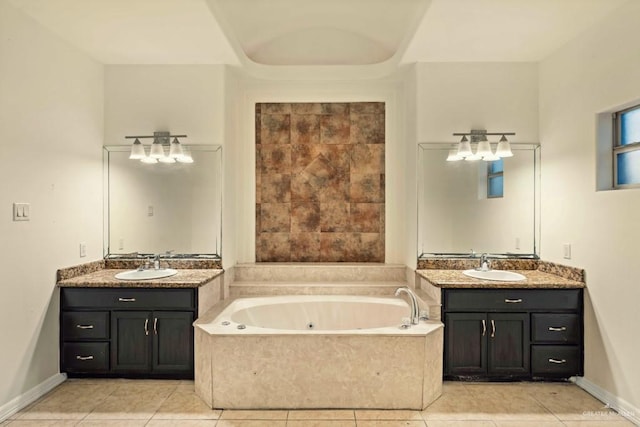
57,268 -> 224,288
417,269 -> 585,289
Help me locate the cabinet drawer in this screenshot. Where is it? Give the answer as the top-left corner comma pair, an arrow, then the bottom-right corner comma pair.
62,288 -> 195,310
532,314 -> 580,343
531,345 -> 581,377
62,342 -> 109,372
62,312 -> 109,340
445,289 -> 581,312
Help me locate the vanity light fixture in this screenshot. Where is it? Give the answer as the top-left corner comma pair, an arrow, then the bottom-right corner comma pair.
450,130 -> 516,162
125,131 -> 190,165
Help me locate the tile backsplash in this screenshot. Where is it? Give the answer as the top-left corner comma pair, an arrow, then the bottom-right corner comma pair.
256,102 -> 385,262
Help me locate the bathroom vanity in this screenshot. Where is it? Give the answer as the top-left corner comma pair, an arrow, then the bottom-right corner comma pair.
57,262 -> 223,379
416,260 -> 585,381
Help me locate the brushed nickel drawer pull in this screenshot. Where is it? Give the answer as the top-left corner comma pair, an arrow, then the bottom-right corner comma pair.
548,326 -> 567,332
482,319 -> 486,337
118,297 -> 136,302
504,298 -> 523,303
490,319 -> 496,338
144,318 -> 149,336
76,324 -> 94,329
153,317 -> 158,335
549,358 -> 567,364
76,355 -> 94,361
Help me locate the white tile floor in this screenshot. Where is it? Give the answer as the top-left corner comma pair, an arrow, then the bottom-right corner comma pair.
3,379 -> 635,426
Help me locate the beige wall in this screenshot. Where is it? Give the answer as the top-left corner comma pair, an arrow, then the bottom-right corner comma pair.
0,2 -> 103,409
539,0 -> 640,413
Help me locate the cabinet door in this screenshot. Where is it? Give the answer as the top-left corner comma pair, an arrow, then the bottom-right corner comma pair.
111,311 -> 151,372
445,313 -> 487,375
487,313 -> 529,376
152,311 -> 194,374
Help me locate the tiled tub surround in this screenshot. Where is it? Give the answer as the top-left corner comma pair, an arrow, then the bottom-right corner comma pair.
256,102 -> 385,262
194,295 -> 443,410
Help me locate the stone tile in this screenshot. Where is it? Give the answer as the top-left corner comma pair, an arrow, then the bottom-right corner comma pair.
355,410 -> 423,420
292,103 -> 322,114
350,102 -> 384,114
17,384 -> 115,420
288,410 -> 355,420
260,145 -> 291,175
147,421 -> 218,426
291,114 -> 321,144
527,384 -> 626,422
320,202 -> 350,232
220,410 -> 288,420
109,381 -> 177,399
355,422 -> 426,427
318,172 -> 350,203
151,388 -> 221,420
426,422 -> 497,427
357,232 -> 384,262
350,113 -> 385,144
217,421 -> 287,427
84,395 -> 167,420
77,420 -> 149,426
561,421 -> 636,426
262,103 -> 291,114
291,172 -> 319,202
260,203 -> 291,232
421,393 -> 494,421
261,114 -> 290,145
319,144 -> 351,176
291,144 -> 318,173
320,115 -> 350,144
290,233 -> 321,262
6,421 -> 79,426
350,173 -> 384,203
319,232 -> 355,262
351,143 -> 385,174
301,154 -> 336,188
256,233 -> 290,262
286,421 -> 356,427
321,103 -> 349,115
350,203 -> 382,232
260,173 -> 291,203
492,422 -> 563,427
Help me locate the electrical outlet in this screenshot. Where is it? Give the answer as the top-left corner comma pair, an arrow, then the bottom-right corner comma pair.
563,243 -> 571,259
79,242 -> 87,258
148,205 -> 154,217
13,203 -> 30,221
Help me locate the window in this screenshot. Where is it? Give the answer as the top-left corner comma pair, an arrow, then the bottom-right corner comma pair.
614,105 -> 640,187
487,158 -> 504,198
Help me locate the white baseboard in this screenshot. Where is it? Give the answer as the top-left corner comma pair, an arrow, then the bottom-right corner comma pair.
574,376 -> 640,426
0,373 -> 67,422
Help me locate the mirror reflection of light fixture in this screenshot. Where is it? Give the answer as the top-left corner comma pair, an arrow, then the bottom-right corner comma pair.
449,130 -> 516,162
177,146 -> 194,164
125,132 -> 190,165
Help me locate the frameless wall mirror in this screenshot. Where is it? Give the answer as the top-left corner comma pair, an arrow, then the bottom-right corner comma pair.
417,143 -> 540,258
103,145 -> 222,259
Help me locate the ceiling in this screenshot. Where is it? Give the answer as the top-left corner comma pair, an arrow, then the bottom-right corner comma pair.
8,0 -> 629,68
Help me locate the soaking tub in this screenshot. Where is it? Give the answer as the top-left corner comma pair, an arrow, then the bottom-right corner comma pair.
194,295 -> 443,409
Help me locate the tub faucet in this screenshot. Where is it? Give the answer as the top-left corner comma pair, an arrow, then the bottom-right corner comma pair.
394,287 -> 420,325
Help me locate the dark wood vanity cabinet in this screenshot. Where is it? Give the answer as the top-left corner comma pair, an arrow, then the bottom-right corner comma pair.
60,288 -> 195,378
443,288 -> 583,380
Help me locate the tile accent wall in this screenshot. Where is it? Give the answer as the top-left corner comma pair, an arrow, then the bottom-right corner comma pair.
256,102 -> 385,262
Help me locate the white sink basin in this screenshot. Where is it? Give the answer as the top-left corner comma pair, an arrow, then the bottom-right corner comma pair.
115,268 -> 178,281
463,269 -> 526,282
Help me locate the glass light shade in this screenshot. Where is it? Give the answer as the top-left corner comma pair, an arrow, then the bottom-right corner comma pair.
177,147 -> 194,164
457,136 -> 472,157
476,139 -> 493,158
483,152 -> 500,161
446,149 -> 463,161
496,136 -> 513,157
159,156 -> 176,164
140,156 -> 157,164
150,141 -> 165,158
464,152 -> 482,161
169,138 -> 184,158
129,138 -> 145,159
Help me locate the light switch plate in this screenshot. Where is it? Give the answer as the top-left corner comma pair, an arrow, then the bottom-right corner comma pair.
563,243 -> 572,259
13,203 -> 30,221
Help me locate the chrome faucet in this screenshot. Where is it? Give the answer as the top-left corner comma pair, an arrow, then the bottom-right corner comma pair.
479,253 -> 491,271
153,254 -> 161,270
394,287 -> 420,325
